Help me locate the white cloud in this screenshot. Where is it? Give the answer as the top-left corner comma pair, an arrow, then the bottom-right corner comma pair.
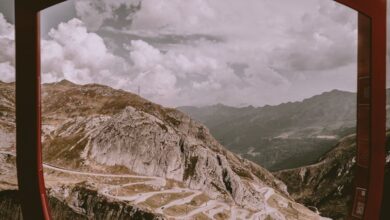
45,0 -> 360,107
74,0 -> 141,31
268,1 -> 357,73
0,37 -> 14,65
0,13 -> 14,39
128,40 -> 230,105
126,39 -> 295,106
0,13 -> 15,82
0,0 -> 363,107
120,0 -> 358,106
42,18 -> 130,86
128,40 -> 178,99
0,62 -> 14,83
130,40 -> 163,69
131,0 -> 215,32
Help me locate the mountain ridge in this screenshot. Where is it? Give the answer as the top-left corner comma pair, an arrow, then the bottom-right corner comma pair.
180,89 -> 354,110
178,89 -> 390,170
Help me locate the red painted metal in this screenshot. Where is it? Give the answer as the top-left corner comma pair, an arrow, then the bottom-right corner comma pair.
15,3 -> 47,220
36,0 -> 69,10
15,1 -> 67,220
14,0 -> 386,220
334,0 -> 387,219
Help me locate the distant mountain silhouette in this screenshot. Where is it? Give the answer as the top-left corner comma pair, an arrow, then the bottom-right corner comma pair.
178,89 -> 390,170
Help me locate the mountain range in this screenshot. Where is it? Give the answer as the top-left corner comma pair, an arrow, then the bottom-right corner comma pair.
178,90 -> 390,171
0,80 -> 324,220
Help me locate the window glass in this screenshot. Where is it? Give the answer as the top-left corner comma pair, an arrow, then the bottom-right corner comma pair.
39,0 -> 358,219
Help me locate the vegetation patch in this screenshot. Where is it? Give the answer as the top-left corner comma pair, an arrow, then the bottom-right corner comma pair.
232,166 -> 253,180
192,213 -> 211,220
143,192 -> 193,209
211,182 -> 227,195
222,169 -> 233,195
196,127 -> 206,140
156,122 -> 168,132
183,156 -> 198,180
179,138 -> 185,153
189,194 -> 209,206
43,133 -> 87,166
109,184 -> 157,197
165,115 -> 181,127
214,211 -> 230,220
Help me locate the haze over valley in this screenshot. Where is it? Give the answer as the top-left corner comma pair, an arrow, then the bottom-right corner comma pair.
179,90 -> 390,171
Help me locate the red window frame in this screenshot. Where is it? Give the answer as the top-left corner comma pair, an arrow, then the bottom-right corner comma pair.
14,0 -> 387,219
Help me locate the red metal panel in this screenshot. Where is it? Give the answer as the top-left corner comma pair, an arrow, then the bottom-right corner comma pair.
357,139 -> 370,168
357,78 -> 370,105
355,165 -> 370,187
37,0 -> 70,10
352,187 -> 368,219
15,1 -> 67,219
365,3 -> 387,218
335,0 -> 387,219
357,105 -> 370,141
335,0 -> 367,13
15,2 -> 50,219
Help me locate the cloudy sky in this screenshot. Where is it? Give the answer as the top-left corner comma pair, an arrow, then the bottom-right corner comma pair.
0,0 -> 384,107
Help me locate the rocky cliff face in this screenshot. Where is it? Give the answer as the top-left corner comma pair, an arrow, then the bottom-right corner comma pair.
0,80 -> 323,220
274,133 -> 390,220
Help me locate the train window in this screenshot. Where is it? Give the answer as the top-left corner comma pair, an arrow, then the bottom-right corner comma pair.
9,0 -> 388,219
37,1 -> 360,219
